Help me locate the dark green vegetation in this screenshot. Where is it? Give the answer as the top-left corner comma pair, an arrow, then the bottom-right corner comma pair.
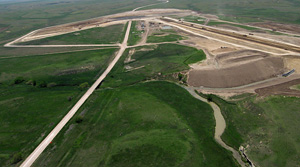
0,49 -> 116,85
0,85 -> 82,166
0,47 -> 111,58
147,30 -> 184,43
127,21 -> 143,46
102,44 -> 206,88
18,24 -> 125,45
149,0 -> 300,24
33,81 -> 238,167
0,48 -> 117,166
210,94 -> 300,167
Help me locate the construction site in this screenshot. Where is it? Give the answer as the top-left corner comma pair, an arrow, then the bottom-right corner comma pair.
6,8 -> 300,99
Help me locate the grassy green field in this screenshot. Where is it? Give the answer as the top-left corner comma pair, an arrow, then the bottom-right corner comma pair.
127,21 -> 143,46
182,15 -> 206,24
0,49 -> 116,86
0,0 -> 155,45
102,44 -> 206,88
0,85 -> 82,166
0,46 -> 115,58
0,48 -> 117,166
32,81 -> 238,167
147,30 -> 184,43
18,24 -> 125,45
207,94 -> 300,167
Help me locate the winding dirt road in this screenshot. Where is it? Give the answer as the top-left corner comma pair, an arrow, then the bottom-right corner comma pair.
19,21 -> 132,167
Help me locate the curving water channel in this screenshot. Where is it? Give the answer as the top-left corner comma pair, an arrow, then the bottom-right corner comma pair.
182,85 -> 246,167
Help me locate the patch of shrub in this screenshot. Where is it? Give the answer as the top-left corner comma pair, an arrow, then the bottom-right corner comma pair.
10,152 -> 22,164
38,81 -> 47,88
75,116 -> 83,123
26,80 -> 37,86
47,82 -> 57,88
79,82 -> 89,90
178,73 -> 183,81
14,77 -> 25,84
207,94 -> 213,102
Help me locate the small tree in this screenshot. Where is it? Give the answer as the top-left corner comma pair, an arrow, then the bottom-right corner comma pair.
178,73 -> 183,81
75,116 -> 83,123
207,94 -> 213,102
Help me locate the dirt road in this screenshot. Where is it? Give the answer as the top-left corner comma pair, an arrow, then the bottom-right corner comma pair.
182,86 -> 246,167
19,21 -> 132,167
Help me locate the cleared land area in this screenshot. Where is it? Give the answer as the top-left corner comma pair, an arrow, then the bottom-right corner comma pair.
255,78 -> 300,97
32,81 -> 239,167
189,57 -> 284,88
0,48 -> 116,166
17,24 -> 125,45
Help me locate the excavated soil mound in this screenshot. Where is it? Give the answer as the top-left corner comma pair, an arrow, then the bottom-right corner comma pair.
188,57 -> 285,88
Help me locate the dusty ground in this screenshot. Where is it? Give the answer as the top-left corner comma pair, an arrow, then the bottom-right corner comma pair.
283,55 -> 300,74
249,21 -> 300,34
188,57 -> 284,88
210,23 -> 300,46
215,50 -> 269,68
255,78 -> 300,97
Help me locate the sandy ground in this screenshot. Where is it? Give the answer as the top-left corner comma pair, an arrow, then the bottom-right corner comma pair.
255,78 -> 300,97
284,56 -> 300,74
209,24 -> 300,46
249,21 -> 300,34
188,57 -> 284,88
